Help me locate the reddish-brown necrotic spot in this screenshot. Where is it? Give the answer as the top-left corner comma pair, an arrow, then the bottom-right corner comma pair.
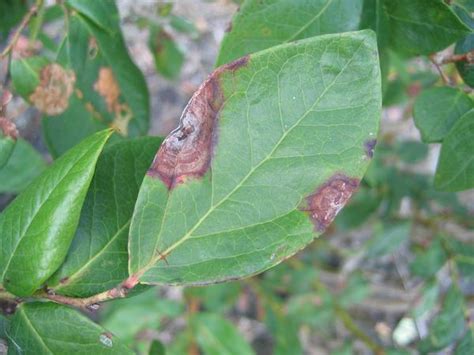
303,174 -> 359,232
148,56 -> 250,189
364,139 -> 377,158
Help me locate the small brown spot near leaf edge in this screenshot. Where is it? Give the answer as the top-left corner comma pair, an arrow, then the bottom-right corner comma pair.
364,139 -> 377,158
302,174 -> 359,232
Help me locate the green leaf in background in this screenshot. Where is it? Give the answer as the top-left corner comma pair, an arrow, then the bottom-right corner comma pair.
395,140 -> 429,164
264,304 -> 302,355
410,238 -> 447,279
455,0 -> 474,12
0,132 -> 15,170
0,129 -> 112,296
101,288 -> 183,344
338,273 -> 370,307
10,56 -> 50,100
149,340 -> 166,355
418,287 -> 466,353
455,34 -> 474,88
216,0 -> 364,65
335,186 -> 381,230
434,110 -> 474,192
456,326 -> 474,355
0,0 -> 27,40
47,137 -> 163,297
446,238 -> 474,280
191,313 -> 255,355
366,221 -> 411,258
413,87 -> 473,143
359,0 -> 390,49
149,26 -> 184,80
129,30 -> 381,286
42,1 -> 149,157
0,138 -> 46,194
185,283 -> 242,313
8,302 -> 132,354
0,314 -> 8,339
384,0 -> 470,56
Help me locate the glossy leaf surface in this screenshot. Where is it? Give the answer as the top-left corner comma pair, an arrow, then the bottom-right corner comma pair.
0,130 -> 112,296
216,0 -> 364,65
129,31 -> 381,285
8,302 -> 132,354
48,137 -> 163,297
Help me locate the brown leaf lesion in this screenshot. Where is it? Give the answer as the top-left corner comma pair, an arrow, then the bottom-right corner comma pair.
29,63 -> 76,116
147,55 -> 250,190
302,174 -> 360,232
94,67 -> 132,135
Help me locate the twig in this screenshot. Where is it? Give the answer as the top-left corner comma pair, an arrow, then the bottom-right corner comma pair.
0,0 -> 43,59
38,275 -> 140,310
429,55 -> 451,85
438,51 -> 474,65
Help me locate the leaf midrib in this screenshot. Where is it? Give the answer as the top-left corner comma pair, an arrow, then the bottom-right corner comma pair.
137,38 -> 367,276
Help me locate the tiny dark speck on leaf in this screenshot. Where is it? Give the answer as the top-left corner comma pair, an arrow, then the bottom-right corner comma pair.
59,277 -> 69,284
364,139 -> 377,158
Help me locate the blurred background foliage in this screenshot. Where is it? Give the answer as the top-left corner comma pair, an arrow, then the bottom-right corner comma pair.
0,0 -> 473,354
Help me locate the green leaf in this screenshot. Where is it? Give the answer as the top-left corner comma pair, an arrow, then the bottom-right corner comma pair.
0,130 -> 112,297
149,26 -> 184,80
446,238 -> 474,280
434,110 -> 474,192
0,139 -> 46,194
47,137 -> 163,297
385,0 -> 470,55
455,0 -> 474,12
8,302 -> 132,354
395,140 -> 429,164
414,87 -> 473,143
149,340 -> 166,355
0,314 -> 8,339
10,56 -> 50,99
359,0 -> 390,49
264,304 -> 302,355
0,0 -> 27,40
410,238 -> 447,279
216,0 -> 364,66
456,326 -> 474,355
338,273 -> 370,307
101,288 -> 183,344
418,287 -> 466,353
129,31 -> 381,285
43,2 -> 149,157
366,221 -> 411,258
169,15 -> 198,36
191,313 -> 255,355
455,34 -> 474,88
0,134 -> 15,170
185,283 -> 242,313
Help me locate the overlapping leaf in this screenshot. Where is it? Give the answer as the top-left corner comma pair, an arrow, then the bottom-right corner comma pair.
48,137 -> 163,297
129,31 -> 381,286
384,0 -> 470,55
8,302 -> 132,354
0,130 -> 112,296
216,0 -> 364,65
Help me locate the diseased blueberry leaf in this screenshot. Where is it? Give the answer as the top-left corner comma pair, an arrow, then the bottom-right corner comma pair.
129,31 -> 381,286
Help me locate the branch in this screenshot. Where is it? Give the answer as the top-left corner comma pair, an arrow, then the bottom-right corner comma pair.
429,55 -> 451,85
39,275 -> 140,310
0,0 -> 43,59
